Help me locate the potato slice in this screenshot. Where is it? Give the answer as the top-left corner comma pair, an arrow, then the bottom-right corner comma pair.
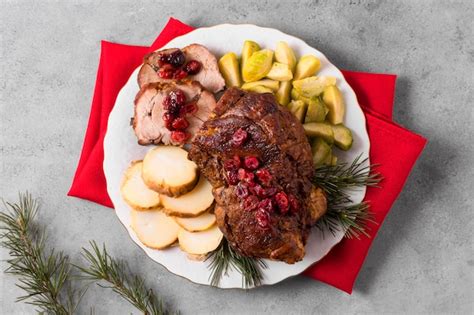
294,55 -> 321,80
161,176 -> 214,217
275,80 -> 292,106
241,79 -> 279,91
293,76 -> 336,98
178,225 -> 223,255
242,49 -> 274,82
219,52 -> 242,88
142,146 -> 198,197
121,161 -> 160,211
131,209 -> 180,249
266,62 -> 293,81
275,41 -> 297,72
174,212 -> 216,232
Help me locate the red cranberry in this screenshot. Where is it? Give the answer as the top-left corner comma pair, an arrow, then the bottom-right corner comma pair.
173,69 -> 188,80
256,168 -> 272,186
232,128 -> 248,147
244,156 -> 259,170
235,183 -> 249,199
167,49 -> 186,67
244,172 -> 255,184
237,168 -> 247,181
171,131 -> 189,143
170,89 -> 186,106
224,156 -> 241,171
157,52 -> 168,66
158,67 -> 174,79
256,209 -> 270,228
288,194 -> 300,213
180,102 -> 198,116
226,170 -> 239,185
258,198 -> 275,213
162,113 -> 175,129
262,187 -> 277,197
243,195 -> 258,211
162,95 -> 172,110
171,117 -> 189,130
274,192 -> 289,214
184,60 -> 202,75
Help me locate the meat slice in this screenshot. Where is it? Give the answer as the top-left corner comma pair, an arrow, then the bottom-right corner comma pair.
189,88 -> 327,264
133,80 -> 216,146
138,44 -> 225,94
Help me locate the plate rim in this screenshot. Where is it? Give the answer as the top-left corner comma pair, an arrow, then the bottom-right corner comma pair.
103,23 -> 370,289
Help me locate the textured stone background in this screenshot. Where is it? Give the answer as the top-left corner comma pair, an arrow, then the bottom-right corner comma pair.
1,1 -> 473,314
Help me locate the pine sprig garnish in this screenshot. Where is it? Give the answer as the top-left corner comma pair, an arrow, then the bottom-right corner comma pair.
314,155 -> 382,239
206,238 -> 267,288
0,193 -> 79,314
76,241 -> 171,315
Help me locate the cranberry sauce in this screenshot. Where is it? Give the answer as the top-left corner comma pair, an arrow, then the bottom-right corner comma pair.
162,89 -> 197,144
156,49 -> 202,79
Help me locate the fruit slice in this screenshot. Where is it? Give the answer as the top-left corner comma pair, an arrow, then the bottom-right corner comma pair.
266,62 -> 293,81
323,85 -> 345,124
131,209 -> 180,249
276,80 -> 292,106
241,79 -> 279,91
142,146 -> 198,197
305,97 -> 328,123
178,225 -> 223,255
245,86 -> 274,94
303,122 -> 335,144
275,41 -> 297,71
332,124 -> 353,151
174,212 -> 216,232
218,52 -> 242,88
241,40 -> 261,76
287,100 -> 308,123
161,176 -> 214,217
293,76 -> 336,98
294,55 -> 321,80
121,161 -> 160,211
311,138 -> 332,166
242,49 -> 274,82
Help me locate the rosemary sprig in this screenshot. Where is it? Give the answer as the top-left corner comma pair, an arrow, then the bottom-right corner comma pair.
75,241 -> 171,315
206,238 -> 267,288
314,155 -> 382,239
0,193 -> 79,314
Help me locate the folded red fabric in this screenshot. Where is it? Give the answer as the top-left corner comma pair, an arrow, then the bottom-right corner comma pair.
68,18 -> 426,293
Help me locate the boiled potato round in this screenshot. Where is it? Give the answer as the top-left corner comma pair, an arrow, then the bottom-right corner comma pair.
131,209 -> 180,249
174,212 -> 216,232
178,225 -> 223,255
121,161 -> 160,210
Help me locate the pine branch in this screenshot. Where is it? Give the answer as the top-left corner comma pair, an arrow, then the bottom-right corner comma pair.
0,193 -> 78,314
206,239 -> 266,288
75,241 -> 173,315
314,155 -> 382,239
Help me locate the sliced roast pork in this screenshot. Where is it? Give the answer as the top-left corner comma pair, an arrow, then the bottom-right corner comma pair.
137,44 -> 225,94
133,80 -> 217,146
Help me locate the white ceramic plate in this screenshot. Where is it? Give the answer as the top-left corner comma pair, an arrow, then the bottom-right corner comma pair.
103,24 -> 370,289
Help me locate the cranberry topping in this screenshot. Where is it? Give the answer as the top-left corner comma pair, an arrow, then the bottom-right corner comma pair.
235,183 -> 249,199
180,102 -> 197,115
256,209 -> 270,228
184,60 -> 202,75
275,191 -> 289,214
173,69 -> 188,80
288,194 -> 300,213
224,155 -> 241,171
158,66 -> 174,79
232,128 -> 248,147
243,195 -> 258,211
167,50 -> 186,68
255,168 -> 272,186
171,130 -> 189,143
258,198 -> 274,213
171,117 -> 189,130
244,156 -> 259,170
237,168 -> 247,181
226,170 -> 239,185
170,90 -> 186,105
162,112 -> 175,129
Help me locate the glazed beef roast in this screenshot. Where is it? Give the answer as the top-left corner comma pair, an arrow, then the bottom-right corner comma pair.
189,88 -> 327,263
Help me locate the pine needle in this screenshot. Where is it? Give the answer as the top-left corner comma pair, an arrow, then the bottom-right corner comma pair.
206,239 -> 267,288
0,193 -> 79,314
75,241 -> 173,315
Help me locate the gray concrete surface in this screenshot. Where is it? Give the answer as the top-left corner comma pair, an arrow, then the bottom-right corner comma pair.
1,0 -> 473,314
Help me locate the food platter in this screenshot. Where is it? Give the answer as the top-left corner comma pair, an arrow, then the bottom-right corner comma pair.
103,24 -> 370,288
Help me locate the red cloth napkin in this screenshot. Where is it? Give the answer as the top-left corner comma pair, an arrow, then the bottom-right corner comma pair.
68,18 -> 426,293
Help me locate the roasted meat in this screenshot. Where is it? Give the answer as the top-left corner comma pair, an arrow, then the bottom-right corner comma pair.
138,44 -> 225,94
189,88 -> 327,263
133,80 -> 216,145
